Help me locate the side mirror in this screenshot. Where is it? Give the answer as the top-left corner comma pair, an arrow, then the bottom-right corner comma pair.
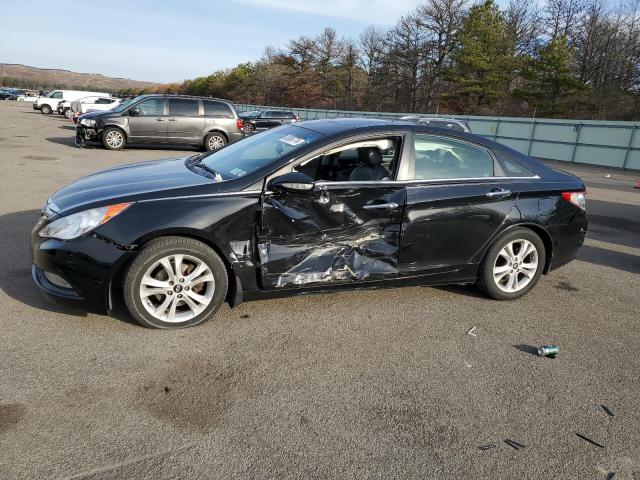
268,172 -> 315,194
128,107 -> 140,116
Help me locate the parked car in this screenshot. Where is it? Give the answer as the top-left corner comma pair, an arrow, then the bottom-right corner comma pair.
400,116 -> 472,133
0,88 -> 22,100
33,90 -> 109,115
75,94 -> 244,151
241,109 -> 299,134
32,118 -> 587,329
16,91 -> 38,102
70,96 -> 121,115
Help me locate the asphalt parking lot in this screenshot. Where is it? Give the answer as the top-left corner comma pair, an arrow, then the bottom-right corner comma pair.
0,100 -> 639,480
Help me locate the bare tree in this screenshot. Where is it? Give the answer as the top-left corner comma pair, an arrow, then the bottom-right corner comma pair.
416,0 -> 468,109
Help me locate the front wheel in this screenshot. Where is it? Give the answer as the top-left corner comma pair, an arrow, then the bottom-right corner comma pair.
123,237 -> 228,329
204,132 -> 227,151
64,108 -> 72,119
101,127 -> 126,150
477,228 -> 546,300
41,105 -> 52,115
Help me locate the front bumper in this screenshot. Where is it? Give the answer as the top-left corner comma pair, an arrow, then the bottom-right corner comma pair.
75,124 -> 101,146
31,226 -> 135,313
32,103 -> 41,110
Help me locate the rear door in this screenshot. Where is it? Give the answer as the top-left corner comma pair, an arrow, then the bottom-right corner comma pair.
258,134 -> 407,289
398,133 -> 517,275
127,97 -> 167,142
166,98 -> 204,144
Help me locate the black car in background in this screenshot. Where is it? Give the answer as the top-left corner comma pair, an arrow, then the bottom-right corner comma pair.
32,119 -> 587,329
241,109 -> 299,134
75,94 -> 245,151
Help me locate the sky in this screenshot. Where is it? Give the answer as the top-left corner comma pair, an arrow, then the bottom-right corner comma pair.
0,0 -> 419,83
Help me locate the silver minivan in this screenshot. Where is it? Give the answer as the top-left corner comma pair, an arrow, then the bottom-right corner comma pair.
75,94 -> 245,151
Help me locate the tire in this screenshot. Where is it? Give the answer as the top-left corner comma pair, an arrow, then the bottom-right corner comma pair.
204,132 -> 228,151
244,123 -> 254,134
123,237 -> 228,329
41,105 -> 52,115
477,227 -> 546,301
64,108 -> 72,119
101,127 -> 126,150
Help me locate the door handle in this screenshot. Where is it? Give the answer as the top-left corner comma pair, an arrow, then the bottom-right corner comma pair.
363,202 -> 399,210
155,117 -> 165,121
486,188 -> 511,198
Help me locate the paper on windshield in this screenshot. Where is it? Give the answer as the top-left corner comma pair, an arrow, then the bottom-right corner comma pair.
279,134 -> 306,146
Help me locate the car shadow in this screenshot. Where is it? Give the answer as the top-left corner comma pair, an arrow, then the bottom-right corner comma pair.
58,125 -> 75,131
433,284 -> 487,299
577,245 -> 640,275
45,136 -> 76,148
0,209 -> 85,317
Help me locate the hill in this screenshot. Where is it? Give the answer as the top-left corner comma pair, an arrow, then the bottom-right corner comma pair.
0,63 -> 160,91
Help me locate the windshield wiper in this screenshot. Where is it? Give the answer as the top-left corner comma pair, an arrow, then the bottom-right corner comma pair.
194,159 -> 223,182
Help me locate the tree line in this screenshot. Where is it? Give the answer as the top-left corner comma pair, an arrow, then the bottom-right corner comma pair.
98,0 -> 640,119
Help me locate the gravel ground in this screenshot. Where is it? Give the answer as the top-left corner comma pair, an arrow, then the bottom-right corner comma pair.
0,101 -> 639,480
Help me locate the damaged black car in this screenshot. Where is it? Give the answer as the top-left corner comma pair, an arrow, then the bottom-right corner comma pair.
31,119 -> 587,329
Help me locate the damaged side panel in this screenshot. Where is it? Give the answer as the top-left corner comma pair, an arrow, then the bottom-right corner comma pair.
258,185 -> 406,289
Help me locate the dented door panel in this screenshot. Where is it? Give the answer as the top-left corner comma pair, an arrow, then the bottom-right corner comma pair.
258,184 -> 405,289
399,181 -> 517,274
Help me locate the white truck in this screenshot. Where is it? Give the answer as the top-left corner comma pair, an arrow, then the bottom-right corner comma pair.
33,90 -> 109,115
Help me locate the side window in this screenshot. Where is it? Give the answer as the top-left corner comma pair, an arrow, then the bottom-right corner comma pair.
95,98 -> 109,104
203,100 -> 233,118
499,156 -> 535,177
411,134 -> 494,180
294,137 -> 400,182
168,98 -> 199,117
50,91 -> 63,99
135,98 -> 165,116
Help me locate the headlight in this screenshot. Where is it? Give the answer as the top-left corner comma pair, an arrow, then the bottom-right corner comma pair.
80,118 -> 96,127
39,203 -> 131,240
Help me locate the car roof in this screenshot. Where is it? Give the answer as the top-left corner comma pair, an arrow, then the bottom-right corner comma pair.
137,94 -> 233,104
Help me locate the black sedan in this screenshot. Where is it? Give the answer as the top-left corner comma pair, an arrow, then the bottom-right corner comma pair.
241,109 -> 299,134
31,119 -> 587,329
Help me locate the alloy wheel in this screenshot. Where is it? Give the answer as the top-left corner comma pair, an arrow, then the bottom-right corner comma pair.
492,239 -> 539,293
139,254 -> 215,323
208,135 -> 225,150
105,130 -> 124,149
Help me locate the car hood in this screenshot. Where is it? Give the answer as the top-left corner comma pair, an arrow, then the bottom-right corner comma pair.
80,110 -> 111,120
49,157 -> 213,213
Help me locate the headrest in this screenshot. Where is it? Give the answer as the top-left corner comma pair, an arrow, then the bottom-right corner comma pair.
357,147 -> 383,166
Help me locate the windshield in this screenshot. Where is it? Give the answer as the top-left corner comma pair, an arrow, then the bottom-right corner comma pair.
111,97 -> 139,113
200,125 -> 324,181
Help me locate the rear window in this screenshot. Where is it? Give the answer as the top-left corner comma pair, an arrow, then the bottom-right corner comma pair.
412,134 -> 495,179
203,100 -> 233,118
168,98 -> 199,117
500,156 -> 535,177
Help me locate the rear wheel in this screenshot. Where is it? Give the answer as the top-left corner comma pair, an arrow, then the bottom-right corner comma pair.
101,127 -> 126,150
123,237 -> 228,329
204,132 -> 227,151
477,228 -> 546,300
41,105 -> 52,115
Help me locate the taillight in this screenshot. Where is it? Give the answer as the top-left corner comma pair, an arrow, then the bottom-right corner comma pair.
562,191 -> 586,210
236,118 -> 244,131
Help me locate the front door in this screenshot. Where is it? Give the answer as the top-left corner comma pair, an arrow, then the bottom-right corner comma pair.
398,133 -> 517,275
257,135 -> 406,289
128,97 -> 167,142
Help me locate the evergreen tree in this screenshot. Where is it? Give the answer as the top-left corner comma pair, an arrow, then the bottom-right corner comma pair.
446,0 -> 517,112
